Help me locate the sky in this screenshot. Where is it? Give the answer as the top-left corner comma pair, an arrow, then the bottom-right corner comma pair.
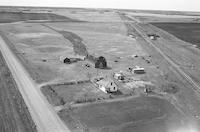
0,0 -> 200,12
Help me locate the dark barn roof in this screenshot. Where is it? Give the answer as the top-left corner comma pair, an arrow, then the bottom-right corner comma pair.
63,58 -> 71,64
95,56 -> 107,69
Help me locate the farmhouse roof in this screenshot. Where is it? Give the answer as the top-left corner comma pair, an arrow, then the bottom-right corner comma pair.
96,79 -> 114,87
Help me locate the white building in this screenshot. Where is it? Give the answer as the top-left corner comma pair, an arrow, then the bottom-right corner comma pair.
128,34 -> 136,38
96,79 -> 118,93
128,66 -> 145,74
149,35 -> 156,40
113,72 -> 125,81
133,66 -> 145,74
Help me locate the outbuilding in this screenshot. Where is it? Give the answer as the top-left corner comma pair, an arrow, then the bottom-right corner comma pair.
113,72 -> 125,81
95,56 -> 107,69
60,54 -> 86,64
63,58 -> 71,64
96,79 -> 118,93
128,34 -> 136,38
128,66 -> 145,74
132,66 -> 145,74
147,34 -> 160,40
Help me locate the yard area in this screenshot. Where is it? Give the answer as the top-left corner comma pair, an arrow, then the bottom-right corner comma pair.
41,82 -> 110,106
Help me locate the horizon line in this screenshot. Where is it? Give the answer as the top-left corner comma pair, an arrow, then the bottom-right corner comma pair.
0,5 -> 199,13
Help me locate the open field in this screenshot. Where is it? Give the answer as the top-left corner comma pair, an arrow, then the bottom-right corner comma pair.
55,9 -> 123,22
59,96 -> 188,132
135,16 -> 197,23
151,23 -> 200,47
0,11 -> 83,23
121,9 -> 200,16
0,49 -> 36,132
123,11 -> 200,23
1,7 -> 200,132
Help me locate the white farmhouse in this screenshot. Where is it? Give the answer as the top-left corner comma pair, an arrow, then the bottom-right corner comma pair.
96,79 -> 118,93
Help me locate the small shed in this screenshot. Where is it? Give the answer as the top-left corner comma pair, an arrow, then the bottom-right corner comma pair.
95,56 -> 107,69
128,66 -> 145,74
60,54 -> 85,64
132,66 -> 145,74
96,79 -> 118,93
147,34 -> 160,40
128,34 -> 136,38
114,72 -> 125,81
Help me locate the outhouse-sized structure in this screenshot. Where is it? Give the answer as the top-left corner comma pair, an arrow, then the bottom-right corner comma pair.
128,34 -> 136,38
147,34 -> 160,40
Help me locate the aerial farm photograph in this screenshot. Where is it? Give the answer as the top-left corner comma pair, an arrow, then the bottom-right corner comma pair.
0,0 -> 200,132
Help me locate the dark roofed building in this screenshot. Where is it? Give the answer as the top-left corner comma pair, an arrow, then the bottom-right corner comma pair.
63,57 -> 71,64
95,56 -> 107,69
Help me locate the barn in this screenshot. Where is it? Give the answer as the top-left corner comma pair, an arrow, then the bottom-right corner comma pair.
95,56 -> 107,69
63,58 -> 71,64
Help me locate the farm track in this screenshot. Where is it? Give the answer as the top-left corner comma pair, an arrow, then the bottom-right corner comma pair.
0,35 -> 70,132
120,14 -> 200,95
0,46 -> 36,132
